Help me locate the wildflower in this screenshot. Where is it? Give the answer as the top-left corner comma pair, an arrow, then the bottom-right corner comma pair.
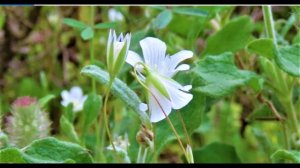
5,96 -> 51,147
61,86 -> 87,112
108,8 -> 124,22
107,134 -> 131,163
107,29 -> 131,79
126,37 -> 193,122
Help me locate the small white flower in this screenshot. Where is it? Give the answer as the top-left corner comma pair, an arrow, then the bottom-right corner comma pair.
126,37 -> 193,123
107,29 -> 131,78
61,86 -> 87,112
108,8 -> 124,22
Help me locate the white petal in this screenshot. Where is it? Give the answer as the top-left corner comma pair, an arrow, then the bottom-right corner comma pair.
175,64 -> 190,71
162,78 -> 193,110
148,84 -> 172,123
169,50 -> 193,70
61,99 -> 71,107
140,37 -> 166,69
183,85 -> 192,91
126,50 -> 143,67
139,103 -> 148,112
61,90 -> 70,101
70,86 -> 83,100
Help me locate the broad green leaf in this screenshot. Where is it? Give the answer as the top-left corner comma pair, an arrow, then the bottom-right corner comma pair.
38,94 -> 55,108
63,104 -> 75,123
204,16 -> 253,55
23,137 -> 93,163
60,115 -> 80,144
172,7 -> 208,17
193,142 -> 241,163
293,30 -> 300,44
0,148 -> 26,163
274,44 -> 300,77
247,38 -> 275,59
271,149 -> 300,163
63,18 -> 88,30
153,10 -> 173,29
80,65 -> 151,128
94,22 -> 116,29
192,52 -> 263,97
80,27 -> 94,40
83,93 -> 102,132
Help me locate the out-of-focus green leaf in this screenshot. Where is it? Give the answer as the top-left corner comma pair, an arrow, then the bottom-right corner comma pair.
83,93 -> 102,132
60,115 -> 80,144
0,148 -> 26,163
63,18 -> 88,30
80,27 -> 94,40
192,52 -> 263,97
247,38 -> 275,59
38,94 -> 55,108
172,7 -> 208,17
23,137 -> 93,163
271,149 -> 300,163
80,65 -> 151,128
153,10 -> 173,29
94,22 -> 116,29
274,44 -> 300,77
193,142 -> 241,163
204,16 -> 253,55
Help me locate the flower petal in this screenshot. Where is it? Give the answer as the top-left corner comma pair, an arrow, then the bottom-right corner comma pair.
140,37 -> 166,69
169,50 -> 193,71
162,78 -> 193,110
139,103 -> 148,112
61,90 -> 69,101
148,84 -> 172,123
70,86 -> 83,100
126,50 -> 143,67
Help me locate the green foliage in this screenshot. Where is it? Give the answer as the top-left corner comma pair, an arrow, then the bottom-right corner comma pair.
38,94 -> 55,108
59,115 -> 80,144
63,18 -> 88,30
271,149 -> 300,163
81,27 -> 94,40
274,44 -> 300,77
83,93 -> 102,132
204,16 -> 253,55
247,38 -> 275,59
193,142 -> 241,163
192,52 -> 263,97
80,65 -> 151,128
153,9 -> 173,29
0,148 -> 26,163
94,22 -> 117,29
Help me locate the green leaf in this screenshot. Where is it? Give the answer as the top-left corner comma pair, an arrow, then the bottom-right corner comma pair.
94,22 -> 116,29
80,65 -> 151,128
153,9 -> 173,29
0,148 -> 26,163
204,16 -> 253,55
192,52 -> 263,97
60,115 -> 80,144
80,27 -> 94,40
193,142 -> 241,163
172,7 -> 208,17
23,137 -> 93,163
271,149 -> 300,163
154,90 -> 206,154
83,93 -> 102,132
38,94 -> 55,108
247,38 -> 275,59
63,18 -> 88,30
63,104 -> 75,123
274,44 -> 300,77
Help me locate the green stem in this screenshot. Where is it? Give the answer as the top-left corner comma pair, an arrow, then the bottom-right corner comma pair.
177,111 -> 191,145
90,6 -> 96,93
262,5 -> 277,45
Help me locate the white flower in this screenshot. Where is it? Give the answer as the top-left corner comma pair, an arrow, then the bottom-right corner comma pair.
61,86 -> 87,112
108,8 -> 124,22
126,37 -> 193,123
107,29 -> 131,78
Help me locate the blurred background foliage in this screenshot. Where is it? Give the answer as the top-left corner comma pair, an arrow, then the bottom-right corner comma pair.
0,6 -> 299,163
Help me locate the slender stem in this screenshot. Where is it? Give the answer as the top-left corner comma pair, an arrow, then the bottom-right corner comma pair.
262,6 -> 277,44
142,148 -> 149,163
177,111 -> 191,145
137,146 -> 143,163
90,6 -> 96,93
103,78 -> 121,162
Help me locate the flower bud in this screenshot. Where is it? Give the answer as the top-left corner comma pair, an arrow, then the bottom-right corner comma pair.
5,96 -> 51,147
106,29 -> 131,79
136,124 -> 154,150
186,144 -> 194,163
